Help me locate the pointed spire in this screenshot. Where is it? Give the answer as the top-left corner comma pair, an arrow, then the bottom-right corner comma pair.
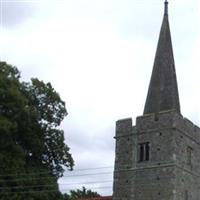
164,0 -> 168,15
143,1 -> 180,115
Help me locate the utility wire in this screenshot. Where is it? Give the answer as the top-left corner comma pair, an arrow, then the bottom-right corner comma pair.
0,166 -> 114,177
59,172 -> 113,178
71,166 -> 113,172
0,186 -> 112,195
59,180 -> 112,186
0,171 -> 113,182
0,180 -> 112,190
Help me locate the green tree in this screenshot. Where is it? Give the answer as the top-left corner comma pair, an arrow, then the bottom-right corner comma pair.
0,62 -> 74,199
62,187 -> 100,200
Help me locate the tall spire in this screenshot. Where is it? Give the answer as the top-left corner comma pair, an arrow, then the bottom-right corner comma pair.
164,0 -> 168,15
143,1 -> 180,115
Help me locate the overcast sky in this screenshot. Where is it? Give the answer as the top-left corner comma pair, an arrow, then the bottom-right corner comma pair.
0,0 -> 199,196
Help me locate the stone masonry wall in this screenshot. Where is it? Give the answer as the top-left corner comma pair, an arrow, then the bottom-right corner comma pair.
113,110 -> 200,200
113,118 -> 136,200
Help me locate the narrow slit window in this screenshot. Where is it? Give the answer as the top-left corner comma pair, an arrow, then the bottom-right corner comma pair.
138,142 -> 150,162
145,142 -> 150,161
140,145 -> 144,161
187,146 -> 193,166
185,190 -> 188,200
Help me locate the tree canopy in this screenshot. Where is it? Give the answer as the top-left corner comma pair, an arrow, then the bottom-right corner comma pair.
0,62 -> 74,199
62,187 -> 100,200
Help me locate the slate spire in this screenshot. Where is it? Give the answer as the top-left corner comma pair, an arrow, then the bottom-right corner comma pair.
143,0 -> 180,114
164,0 -> 168,15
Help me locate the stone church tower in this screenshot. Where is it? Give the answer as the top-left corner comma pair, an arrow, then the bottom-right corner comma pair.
113,1 -> 200,200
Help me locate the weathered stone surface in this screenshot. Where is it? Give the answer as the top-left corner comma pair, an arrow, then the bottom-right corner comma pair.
113,111 -> 200,200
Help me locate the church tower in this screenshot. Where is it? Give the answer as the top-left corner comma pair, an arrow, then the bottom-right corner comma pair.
113,1 -> 200,200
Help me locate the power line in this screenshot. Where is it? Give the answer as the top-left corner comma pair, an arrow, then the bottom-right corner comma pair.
0,186 -> 112,195
71,166 -> 113,172
0,166 -> 114,177
0,171 -> 113,182
0,171 -> 52,178
0,184 -> 56,190
0,180 -> 112,190
59,180 -> 112,186
64,186 -> 112,192
0,189 -> 58,195
62,172 -> 113,178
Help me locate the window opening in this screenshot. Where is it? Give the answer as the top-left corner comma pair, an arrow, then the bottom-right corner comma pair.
140,144 -> 144,161
145,142 -> 150,161
138,142 -> 150,162
185,190 -> 188,200
187,146 -> 193,166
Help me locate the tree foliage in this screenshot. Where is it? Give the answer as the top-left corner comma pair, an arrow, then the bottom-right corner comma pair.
0,62 -> 74,199
62,187 -> 100,200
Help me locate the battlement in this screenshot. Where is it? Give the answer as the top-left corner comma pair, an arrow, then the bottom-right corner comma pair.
136,110 -> 200,142
136,110 -> 179,132
115,118 -> 133,137
175,115 -> 200,143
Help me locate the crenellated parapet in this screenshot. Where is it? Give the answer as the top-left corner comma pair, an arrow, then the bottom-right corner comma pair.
115,118 -> 133,138
136,110 -> 179,132
136,110 -> 200,141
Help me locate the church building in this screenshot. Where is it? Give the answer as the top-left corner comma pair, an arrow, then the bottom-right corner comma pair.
113,1 -> 200,199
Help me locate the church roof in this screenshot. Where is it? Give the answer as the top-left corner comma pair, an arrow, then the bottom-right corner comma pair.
143,1 -> 180,115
